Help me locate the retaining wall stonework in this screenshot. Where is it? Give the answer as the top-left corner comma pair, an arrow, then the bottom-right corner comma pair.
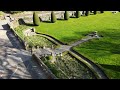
32,54 -> 57,79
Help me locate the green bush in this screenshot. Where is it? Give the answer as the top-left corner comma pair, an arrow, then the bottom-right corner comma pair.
100,11 -> 104,13
85,11 -> 89,16
94,11 -> 97,15
46,55 -> 53,60
33,11 -> 40,26
64,11 -> 69,20
51,11 -> 56,23
76,11 -> 80,18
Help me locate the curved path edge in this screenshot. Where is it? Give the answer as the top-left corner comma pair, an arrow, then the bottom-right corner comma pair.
36,33 -> 109,79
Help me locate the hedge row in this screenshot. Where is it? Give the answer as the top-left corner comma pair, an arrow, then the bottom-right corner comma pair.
33,11 -> 104,25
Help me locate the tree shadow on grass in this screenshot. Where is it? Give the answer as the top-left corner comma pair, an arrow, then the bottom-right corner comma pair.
57,18 -> 66,21
73,30 -> 120,55
70,16 -> 76,18
100,64 -> 120,72
42,21 -> 51,23
25,23 -> 34,26
18,18 -> 25,25
18,18 -> 34,26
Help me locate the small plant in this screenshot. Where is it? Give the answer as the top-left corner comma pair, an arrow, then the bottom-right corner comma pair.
33,11 -> 40,26
46,55 -> 53,60
51,11 -> 56,23
76,11 -> 80,18
64,11 -> 69,20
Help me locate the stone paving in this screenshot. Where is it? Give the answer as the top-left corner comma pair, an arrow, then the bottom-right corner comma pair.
0,19 -> 48,79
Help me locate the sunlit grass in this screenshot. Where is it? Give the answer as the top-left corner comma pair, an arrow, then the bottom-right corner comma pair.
35,11 -> 120,79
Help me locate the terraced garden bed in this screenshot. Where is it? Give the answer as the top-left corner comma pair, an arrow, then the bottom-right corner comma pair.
14,25 -> 57,49
41,52 -> 96,79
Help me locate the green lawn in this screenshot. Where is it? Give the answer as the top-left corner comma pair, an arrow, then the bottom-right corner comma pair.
35,11 -> 120,44
35,11 -> 120,79
73,29 -> 120,79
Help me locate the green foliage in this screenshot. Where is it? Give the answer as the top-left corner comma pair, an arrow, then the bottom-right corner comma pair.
100,11 -> 104,13
35,11 -> 120,78
46,55 -> 53,60
73,30 -> 120,79
51,11 -> 56,23
76,11 -> 80,18
35,12 -> 120,44
26,35 -> 56,48
94,11 -> 97,15
85,11 -> 89,16
42,53 -> 95,79
33,11 -> 40,26
64,11 -> 69,20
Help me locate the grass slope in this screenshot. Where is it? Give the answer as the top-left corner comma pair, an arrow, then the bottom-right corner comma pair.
35,11 -> 120,79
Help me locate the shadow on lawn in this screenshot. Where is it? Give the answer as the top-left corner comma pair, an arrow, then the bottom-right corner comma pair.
18,18 -> 34,26
100,64 -> 120,72
42,21 -> 51,23
73,30 -> 120,55
24,23 -> 34,26
57,18 -> 66,21
70,16 -> 76,18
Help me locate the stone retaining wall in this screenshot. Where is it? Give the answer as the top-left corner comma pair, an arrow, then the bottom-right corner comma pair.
32,54 -> 57,79
7,23 -> 26,49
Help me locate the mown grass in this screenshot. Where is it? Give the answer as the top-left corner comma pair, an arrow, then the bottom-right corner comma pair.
73,29 -> 120,79
35,12 -> 120,44
34,11 -> 120,79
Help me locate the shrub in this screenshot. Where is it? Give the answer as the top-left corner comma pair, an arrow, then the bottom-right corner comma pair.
33,11 -> 40,26
64,11 -> 69,20
76,11 -> 80,18
100,11 -> 104,13
46,55 -> 53,60
85,11 -> 89,16
51,11 -> 56,23
94,11 -> 97,15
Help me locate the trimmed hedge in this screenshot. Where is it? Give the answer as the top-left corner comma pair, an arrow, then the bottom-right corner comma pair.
76,11 -> 80,18
94,11 -> 97,15
51,11 -> 56,23
85,11 -> 89,16
33,11 -> 40,26
64,11 -> 69,20
100,11 -> 104,13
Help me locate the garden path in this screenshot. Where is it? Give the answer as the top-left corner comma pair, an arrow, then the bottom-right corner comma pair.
36,33 -> 108,79
0,19 -> 49,79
